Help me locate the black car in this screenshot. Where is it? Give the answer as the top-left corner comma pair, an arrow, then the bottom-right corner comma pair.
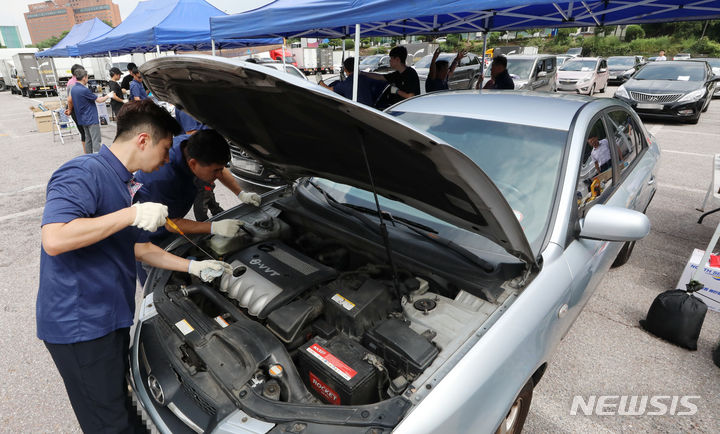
607,56 -> 643,84
614,60 -> 719,124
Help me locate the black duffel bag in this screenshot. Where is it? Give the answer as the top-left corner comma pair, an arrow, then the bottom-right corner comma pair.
640,282 -> 708,351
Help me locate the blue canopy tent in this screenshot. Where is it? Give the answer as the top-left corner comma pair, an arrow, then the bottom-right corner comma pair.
77,0 -> 281,57
36,18 -> 112,58
210,0 -> 720,39
210,0 -> 720,100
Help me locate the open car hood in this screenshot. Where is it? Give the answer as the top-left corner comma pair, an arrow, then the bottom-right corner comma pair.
141,55 -> 535,266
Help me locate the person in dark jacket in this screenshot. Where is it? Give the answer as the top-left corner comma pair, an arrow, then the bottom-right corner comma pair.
120,62 -> 136,94
479,55 -> 515,90
364,46 -> 421,105
426,48 -> 467,93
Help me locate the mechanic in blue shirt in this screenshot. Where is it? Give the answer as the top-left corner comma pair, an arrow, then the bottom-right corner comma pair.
37,100 -> 232,433
129,67 -> 148,101
69,67 -> 112,154
319,57 -> 383,107
133,118 -> 261,284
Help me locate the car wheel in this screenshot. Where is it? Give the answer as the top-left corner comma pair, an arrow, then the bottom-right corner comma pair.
495,378 -> 534,434
611,241 -> 636,268
600,83 -> 606,93
588,84 -> 595,96
702,99 -> 710,113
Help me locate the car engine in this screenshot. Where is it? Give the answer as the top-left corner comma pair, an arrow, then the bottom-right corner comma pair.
151,204 -> 506,409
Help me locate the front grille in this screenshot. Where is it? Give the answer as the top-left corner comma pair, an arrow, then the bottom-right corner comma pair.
560,79 -> 577,84
629,91 -> 682,103
173,367 -> 218,415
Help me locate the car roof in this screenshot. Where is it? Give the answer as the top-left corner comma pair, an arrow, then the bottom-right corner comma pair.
389,91 -> 615,131
567,57 -> 600,61
506,54 -> 554,59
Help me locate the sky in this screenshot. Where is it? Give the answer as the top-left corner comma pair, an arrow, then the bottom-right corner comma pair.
1,0 -> 271,46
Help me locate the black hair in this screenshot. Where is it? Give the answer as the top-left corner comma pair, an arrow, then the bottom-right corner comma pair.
182,129 -> 230,166
127,62 -> 137,71
114,100 -> 182,143
389,46 -> 407,63
109,67 -> 121,77
130,67 -> 140,76
73,68 -> 88,80
493,55 -> 508,68
70,64 -> 83,74
343,57 -> 355,72
436,60 -> 449,70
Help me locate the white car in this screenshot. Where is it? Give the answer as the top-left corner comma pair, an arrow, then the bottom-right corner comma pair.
673,53 -> 691,61
557,57 -> 609,95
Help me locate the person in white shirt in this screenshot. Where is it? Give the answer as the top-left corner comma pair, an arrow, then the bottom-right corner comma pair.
588,136 -> 611,174
657,50 -> 667,61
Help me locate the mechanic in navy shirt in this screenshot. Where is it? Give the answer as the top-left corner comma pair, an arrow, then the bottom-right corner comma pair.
69,68 -> 112,154
364,46 -> 421,105
318,57 -> 383,107
133,123 -> 261,284
129,67 -> 148,101
37,100 -> 232,433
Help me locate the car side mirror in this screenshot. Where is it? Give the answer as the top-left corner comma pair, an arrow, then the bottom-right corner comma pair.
579,205 -> 650,242
537,71 -> 547,78
598,68 -> 607,73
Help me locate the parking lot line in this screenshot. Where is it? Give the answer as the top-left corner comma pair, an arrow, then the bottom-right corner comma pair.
0,206 -> 44,223
662,149 -> 714,158
657,183 -> 706,194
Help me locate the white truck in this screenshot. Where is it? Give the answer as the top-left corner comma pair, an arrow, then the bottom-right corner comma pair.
12,53 -> 58,97
291,47 -> 334,75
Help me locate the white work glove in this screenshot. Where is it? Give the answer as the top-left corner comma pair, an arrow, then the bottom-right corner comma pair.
131,202 -> 168,232
188,259 -> 233,282
238,191 -> 262,207
107,91 -> 115,99
390,85 -> 399,95
210,219 -> 244,237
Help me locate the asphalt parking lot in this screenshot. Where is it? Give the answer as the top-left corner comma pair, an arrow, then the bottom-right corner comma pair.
0,85 -> 718,433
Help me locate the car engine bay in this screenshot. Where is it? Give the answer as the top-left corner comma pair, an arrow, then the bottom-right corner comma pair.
140,190 -> 522,428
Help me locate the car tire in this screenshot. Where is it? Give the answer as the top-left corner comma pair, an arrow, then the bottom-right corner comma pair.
600,83 -> 606,93
588,84 -> 595,96
611,241 -> 636,268
495,378 -> 534,434
702,99 -> 710,113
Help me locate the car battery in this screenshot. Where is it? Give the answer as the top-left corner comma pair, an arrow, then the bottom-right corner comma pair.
297,335 -> 380,405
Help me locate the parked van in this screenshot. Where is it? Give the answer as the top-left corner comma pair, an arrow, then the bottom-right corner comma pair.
482,54 -> 558,91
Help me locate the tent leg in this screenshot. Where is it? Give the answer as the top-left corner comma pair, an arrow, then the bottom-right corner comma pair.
156,45 -> 160,55
480,31 -> 489,89
352,24 -> 360,102
211,39 -> 216,56
282,39 -> 286,67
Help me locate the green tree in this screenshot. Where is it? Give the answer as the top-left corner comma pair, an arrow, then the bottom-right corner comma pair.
624,25 -> 645,42
102,19 -> 114,28
34,30 -> 69,49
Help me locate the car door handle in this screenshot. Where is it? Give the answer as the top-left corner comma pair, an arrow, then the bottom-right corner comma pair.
648,176 -> 655,185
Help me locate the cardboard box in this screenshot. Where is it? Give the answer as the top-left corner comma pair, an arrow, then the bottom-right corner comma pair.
676,248 -> 720,312
33,111 -> 53,133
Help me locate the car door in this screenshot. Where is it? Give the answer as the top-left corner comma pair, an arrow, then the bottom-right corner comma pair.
452,54 -> 473,89
561,115 -> 623,326
597,59 -> 609,90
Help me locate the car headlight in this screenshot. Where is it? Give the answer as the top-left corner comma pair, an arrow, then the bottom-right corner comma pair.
615,85 -> 629,99
677,88 -> 706,103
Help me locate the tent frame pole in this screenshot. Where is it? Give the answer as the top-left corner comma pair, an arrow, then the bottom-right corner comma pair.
211,39 -> 216,56
352,24 -> 360,102
156,45 -> 160,55
282,38 -> 286,67
480,31 -> 489,88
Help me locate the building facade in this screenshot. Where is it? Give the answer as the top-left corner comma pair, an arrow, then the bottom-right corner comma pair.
0,26 -> 24,48
24,0 -> 121,45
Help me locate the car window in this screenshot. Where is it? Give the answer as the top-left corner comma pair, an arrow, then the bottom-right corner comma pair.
467,54 -> 479,65
546,58 -> 555,72
606,110 -> 646,176
576,117 -> 613,212
460,56 -> 471,66
285,66 -> 305,79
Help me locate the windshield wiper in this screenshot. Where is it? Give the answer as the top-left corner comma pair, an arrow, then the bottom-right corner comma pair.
340,202 -> 495,273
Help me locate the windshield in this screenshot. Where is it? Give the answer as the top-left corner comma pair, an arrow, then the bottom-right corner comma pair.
608,57 -> 635,68
697,58 -> 720,67
506,59 -> 535,79
634,63 -> 706,81
567,48 -> 582,55
386,112 -> 567,248
560,59 -> 597,71
413,53 -> 456,69
360,55 -> 382,66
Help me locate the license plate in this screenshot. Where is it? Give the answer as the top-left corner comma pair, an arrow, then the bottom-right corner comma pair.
636,103 -> 663,110
40,86 -> 50,90
609,75 -> 617,79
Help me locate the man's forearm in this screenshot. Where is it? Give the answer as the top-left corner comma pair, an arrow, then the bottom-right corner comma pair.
166,218 -> 212,234
135,242 -> 191,272
42,207 -> 135,256
397,90 -> 415,99
218,167 -> 243,195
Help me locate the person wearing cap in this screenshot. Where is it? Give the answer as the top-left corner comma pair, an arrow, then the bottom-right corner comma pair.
38,100 -> 232,433
132,109 -> 261,284
107,67 -> 126,118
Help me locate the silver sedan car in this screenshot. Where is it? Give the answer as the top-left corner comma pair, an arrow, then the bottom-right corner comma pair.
132,56 -> 659,434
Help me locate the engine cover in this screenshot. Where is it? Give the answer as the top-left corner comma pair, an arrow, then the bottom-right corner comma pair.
219,241 -> 336,318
